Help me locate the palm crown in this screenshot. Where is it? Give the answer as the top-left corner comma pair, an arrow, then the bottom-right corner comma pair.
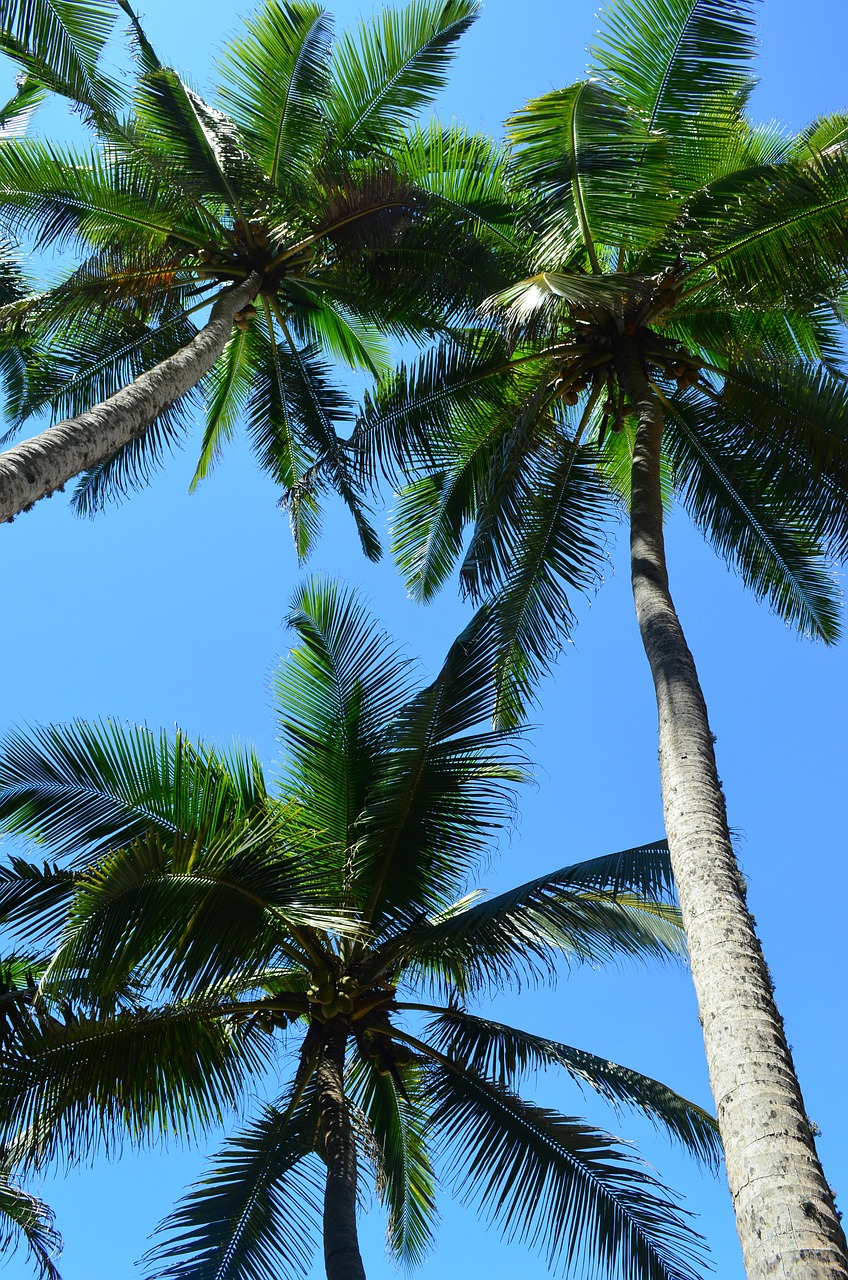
354,0 -> 848,719
0,579 -> 718,1280
0,0 -> 511,542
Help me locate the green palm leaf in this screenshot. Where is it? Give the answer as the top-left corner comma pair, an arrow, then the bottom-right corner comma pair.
132,70 -> 267,219
42,818 -> 349,1000
482,439 -> 614,729
274,577 -> 417,874
428,1060 -> 704,1280
0,720 -> 268,862
426,1008 -> 721,1167
507,82 -> 670,268
348,1056 -> 436,1264
0,1162 -> 62,1280
142,1090 -> 323,1280
216,2 -> 332,189
0,74 -> 45,135
0,859 -> 77,949
0,137 -> 220,251
0,0 -> 118,112
0,1001 -> 272,1166
354,607 -> 525,932
679,148 -> 848,303
192,329 -> 253,488
662,389 -> 841,642
393,119 -> 518,249
327,0 -> 478,154
590,0 -> 757,134
286,291 -> 390,377
398,843 -> 685,992
715,362 -> 848,559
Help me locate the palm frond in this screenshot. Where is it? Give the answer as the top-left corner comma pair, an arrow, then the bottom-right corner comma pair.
272,334 -> 380,561
0,859 -> 77,950
327,0 -> 478,154
192,329 -> 253,487
393,120 -> 518,250
0,1000 -> 272,1167
0,1163 -> 62,1280
680,148 -> 848,304
285,291 -> 390,377
428,1060 -> 705,1280
0,137 -> 220,252
132,70 -> 267,217
353,606 -> 526,931
143,1089 -> 323,1280
591,0 -> 757,134
715,362 -> 848,560
0,74 -> 45,135
274,577 -> 417,871
41,816 -> 349,1000
241,317 -> 327,557
0,0 -> 118,112
398,844 -> 685,992
216,1 -> 333,189
0,720 -> 268,862
507,82 -> 671,268
426,1008 -> 721,1168
347,1056 -> 436,1264
482,438 -> 614,729
355,330 -> 523,491
662,388 -> 841,642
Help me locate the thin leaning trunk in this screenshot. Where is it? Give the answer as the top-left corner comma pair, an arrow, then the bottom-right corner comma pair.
615,336 -> 848,1280
316,1022 -> 366,1280
0,273 -> 260,524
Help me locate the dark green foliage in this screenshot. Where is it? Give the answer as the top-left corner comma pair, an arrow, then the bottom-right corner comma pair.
0,580 -> 715,1280
0,0 -> 508,536
351,0 -> 848,724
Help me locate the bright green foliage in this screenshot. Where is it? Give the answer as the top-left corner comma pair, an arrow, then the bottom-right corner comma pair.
0,580 -> 717,1280
0,0 -> 117,109
352,0 -> 848,722
0,0 -> 512,543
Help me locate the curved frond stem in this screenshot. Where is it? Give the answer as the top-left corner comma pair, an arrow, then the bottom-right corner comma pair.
569,82 -> 601,273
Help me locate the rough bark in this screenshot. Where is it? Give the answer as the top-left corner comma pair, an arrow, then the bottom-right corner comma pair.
0,273 -> 261,524
615,335 -> 848,1280
316,1022 -> 366,1280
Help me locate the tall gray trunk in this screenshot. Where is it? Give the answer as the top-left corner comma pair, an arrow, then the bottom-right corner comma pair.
615,336 -> 848,1280
316,1022 -> 366,1280
0,274 -> 260,524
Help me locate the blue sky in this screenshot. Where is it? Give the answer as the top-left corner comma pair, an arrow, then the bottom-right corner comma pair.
1,2 -> 847,1278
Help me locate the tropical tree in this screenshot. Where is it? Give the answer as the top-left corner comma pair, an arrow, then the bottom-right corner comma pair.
350,1 -> 848,1276
0,0 -> 510,544
0,579 -> 720,1280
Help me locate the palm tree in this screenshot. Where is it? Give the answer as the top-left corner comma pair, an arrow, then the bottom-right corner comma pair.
0,579 -> 720,1280
350,1 -> 848,1275
0,0 -> 509,543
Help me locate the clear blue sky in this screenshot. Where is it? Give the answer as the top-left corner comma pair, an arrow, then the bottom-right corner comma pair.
1,2 -> 847,1278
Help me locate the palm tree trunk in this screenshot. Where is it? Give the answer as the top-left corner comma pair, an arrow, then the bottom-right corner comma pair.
316,1021 -> 366,1280
0,273 -> 261,524
614,335 -> 848,1280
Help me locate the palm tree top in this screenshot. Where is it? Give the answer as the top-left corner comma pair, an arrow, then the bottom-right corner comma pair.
0,578 -> 718,1280
0,0 -> 513,535
352,0 -> 848,725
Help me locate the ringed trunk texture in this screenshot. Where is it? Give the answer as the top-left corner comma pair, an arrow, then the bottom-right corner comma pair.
316,1022 -> 365,1280
0,274 -> 260,524
615,336 -> 848,1280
